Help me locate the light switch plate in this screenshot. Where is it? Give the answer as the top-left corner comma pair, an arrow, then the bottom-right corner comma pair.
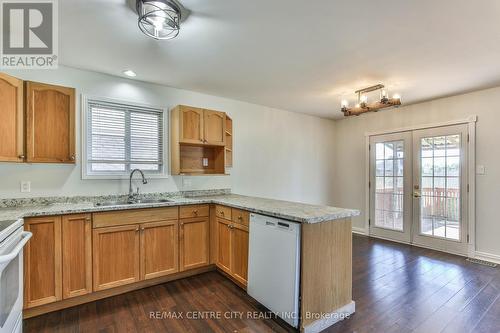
202,157 -> 209,167
20,181 -> 31,193
476,165 -> 486,175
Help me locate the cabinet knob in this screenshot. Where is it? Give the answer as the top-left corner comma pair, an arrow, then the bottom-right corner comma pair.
135,227 -> 139,231
238,216 -> 242,220
18,154 -> 25,159
85,218 -> 91,222
193,210 -> 198,215
220,211 -> 224,215
70,155 -> 75,160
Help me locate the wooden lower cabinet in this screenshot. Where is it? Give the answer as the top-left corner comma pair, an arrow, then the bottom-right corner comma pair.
93,225 -> 140,291
140,220 -> 179,280
179,217 -> 210,271
215,215 -> 249,287
231,223 -> 249,286
24,216 -> 62,308
62,214 -> 92,299
216,218 -> 232,274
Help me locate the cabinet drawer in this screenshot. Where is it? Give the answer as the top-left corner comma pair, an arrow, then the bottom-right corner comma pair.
231,208 -> 249,227
215,205 -> 231,220
180,205 -> 209,219
93,207 -> 179,228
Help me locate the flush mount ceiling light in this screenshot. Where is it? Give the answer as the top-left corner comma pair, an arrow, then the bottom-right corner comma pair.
136,0 -> 186,40
340,84 -> 402,117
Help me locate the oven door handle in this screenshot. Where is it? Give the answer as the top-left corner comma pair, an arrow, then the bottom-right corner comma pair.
0,231 -> 32,264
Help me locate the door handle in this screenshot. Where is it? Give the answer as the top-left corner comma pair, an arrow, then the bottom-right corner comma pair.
0,231 -> 32,264
413,191 -> 421,198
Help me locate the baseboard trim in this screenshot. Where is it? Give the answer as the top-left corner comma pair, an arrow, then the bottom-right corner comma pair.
474,251 -> 500,265
362,233 -> 470,257
302,301 -> 355,333
351,227 -> 367,235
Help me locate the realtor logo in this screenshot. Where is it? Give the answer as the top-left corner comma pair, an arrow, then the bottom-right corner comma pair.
1,0 -> 58,68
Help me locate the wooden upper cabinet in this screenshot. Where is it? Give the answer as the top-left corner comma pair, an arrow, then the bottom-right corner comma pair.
140,220 -> 179,280
204,110 -> 226,146
0,73 -> 24,162
62,214 -> 92,299
179,217 -> 210,271
93,225 -> 140,291
179,106 -> 204,144
25,81 -> 75,163
24,216 -> 62,308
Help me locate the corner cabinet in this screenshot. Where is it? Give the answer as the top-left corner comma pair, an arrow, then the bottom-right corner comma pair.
171,105 -> 230,175
25,81 -> 76,163
0,73 -> 24,162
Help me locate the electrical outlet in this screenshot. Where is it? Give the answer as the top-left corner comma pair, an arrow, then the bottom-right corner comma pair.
477,165 -> 486,175
202,157 -> 209,167
183,178 -> 192,187
20,181 -> 31,193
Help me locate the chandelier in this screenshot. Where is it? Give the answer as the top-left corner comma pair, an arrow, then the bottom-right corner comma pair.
340,84 -> 401,117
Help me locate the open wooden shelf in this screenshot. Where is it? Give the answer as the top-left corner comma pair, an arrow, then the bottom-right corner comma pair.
225,116 -> 233,167
179,144 -> 225,175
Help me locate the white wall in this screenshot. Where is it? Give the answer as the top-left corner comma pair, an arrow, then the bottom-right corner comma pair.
0,66 -> 336,206
333,86 -> 500,258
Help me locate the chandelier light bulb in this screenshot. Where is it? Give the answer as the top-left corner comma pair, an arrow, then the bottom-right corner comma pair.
360,95 -> 368,104
393,93 -> 401,100
341,100 -> 349,108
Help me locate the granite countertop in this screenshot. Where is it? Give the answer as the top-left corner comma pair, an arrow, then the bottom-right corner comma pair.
0,193 -> 359,224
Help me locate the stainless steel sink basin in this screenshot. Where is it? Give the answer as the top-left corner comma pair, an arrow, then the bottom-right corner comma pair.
94,199 -> 172,207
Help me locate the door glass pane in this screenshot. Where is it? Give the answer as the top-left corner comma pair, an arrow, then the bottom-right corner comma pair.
419,134 -> 461,240
374,141 -> 404,231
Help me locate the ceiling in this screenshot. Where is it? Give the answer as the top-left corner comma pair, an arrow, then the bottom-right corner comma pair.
60,0 -> 500,119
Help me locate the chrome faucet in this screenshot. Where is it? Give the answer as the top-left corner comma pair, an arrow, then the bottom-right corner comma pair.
128,169 -> 148,202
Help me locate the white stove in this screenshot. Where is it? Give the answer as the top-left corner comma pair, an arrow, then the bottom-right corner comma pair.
0,219 -> 32,333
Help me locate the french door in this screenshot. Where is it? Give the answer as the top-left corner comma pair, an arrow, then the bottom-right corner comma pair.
369,124 -> 469,255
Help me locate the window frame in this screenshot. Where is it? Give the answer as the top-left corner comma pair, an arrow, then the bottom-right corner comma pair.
81,95 -> 169,180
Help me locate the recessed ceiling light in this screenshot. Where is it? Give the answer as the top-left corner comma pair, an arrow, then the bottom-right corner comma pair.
123,70 -> 137,77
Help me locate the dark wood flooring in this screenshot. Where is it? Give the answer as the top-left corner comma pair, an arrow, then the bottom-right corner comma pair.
25,235 -> 500,333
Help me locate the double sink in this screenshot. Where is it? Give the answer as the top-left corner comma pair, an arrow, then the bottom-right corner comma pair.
94,198 -> 173,207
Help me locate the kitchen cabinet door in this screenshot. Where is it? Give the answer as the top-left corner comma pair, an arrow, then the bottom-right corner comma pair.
179,217 -> 209,271
140,220 -> 179,280
62,214 -> 92,299
24,216 -> 62,308
204,110 -> 226,146
93,225 -> 140,291
216,218 -> 232,274
25,81 -> 75,163
179,106 -> 204,144
231,223 -> 249,287
0,73 -> 24,162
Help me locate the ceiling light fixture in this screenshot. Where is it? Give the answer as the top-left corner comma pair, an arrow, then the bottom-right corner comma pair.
136,0 -> 181,40
341,84 -> 402,117
123,69 -> 137,77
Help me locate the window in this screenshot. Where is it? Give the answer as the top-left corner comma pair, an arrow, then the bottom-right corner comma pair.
83,97 -> 167,178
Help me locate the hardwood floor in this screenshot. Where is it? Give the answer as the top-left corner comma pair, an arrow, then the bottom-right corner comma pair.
24,235 -> 500,333
327,235 -> 500,333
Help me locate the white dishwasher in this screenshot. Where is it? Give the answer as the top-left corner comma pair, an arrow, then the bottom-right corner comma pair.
247,213 -> 301,328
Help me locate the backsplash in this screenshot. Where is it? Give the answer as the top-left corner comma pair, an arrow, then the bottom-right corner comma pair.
0,189 -> 231,208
